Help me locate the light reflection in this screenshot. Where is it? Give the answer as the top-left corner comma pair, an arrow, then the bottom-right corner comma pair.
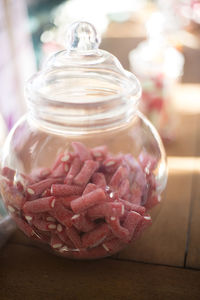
176,30 -> 200,49
172,84 -> 200,114
168,156 -> 200,173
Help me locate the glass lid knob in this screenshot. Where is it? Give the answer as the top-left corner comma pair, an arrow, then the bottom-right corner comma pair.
66,21 -> 100,52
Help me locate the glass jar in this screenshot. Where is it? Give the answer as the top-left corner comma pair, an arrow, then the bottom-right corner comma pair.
0,113 -> 8,216
0,22 -> 167,259
0,113 -> 16,248
129,14 -> 184,143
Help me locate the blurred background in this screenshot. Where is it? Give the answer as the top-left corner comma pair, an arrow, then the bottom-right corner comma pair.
0,0 -> 200,147
0,0 -> 200,134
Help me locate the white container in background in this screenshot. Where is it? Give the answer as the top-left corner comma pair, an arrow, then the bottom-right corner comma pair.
129,13 -> 184,142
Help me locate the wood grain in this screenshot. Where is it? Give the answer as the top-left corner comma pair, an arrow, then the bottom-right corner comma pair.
186,115 -> 200,269
118,171 -> 193,266
186,173 -> 200,269
0,244 -> 200,300
165,114 -> 198,157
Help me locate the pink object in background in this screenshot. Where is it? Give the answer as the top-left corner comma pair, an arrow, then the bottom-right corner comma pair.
129,13 -> 184,143
0,0 -> 36,130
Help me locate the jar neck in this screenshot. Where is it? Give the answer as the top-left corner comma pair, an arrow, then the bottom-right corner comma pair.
27,93 -> 139,135
26,65 -> 141,135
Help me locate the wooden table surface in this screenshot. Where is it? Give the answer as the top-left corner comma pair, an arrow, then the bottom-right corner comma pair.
1,33 -> 200,299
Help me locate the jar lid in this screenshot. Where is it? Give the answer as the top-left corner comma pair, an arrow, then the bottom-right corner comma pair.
26,21 -> 141,105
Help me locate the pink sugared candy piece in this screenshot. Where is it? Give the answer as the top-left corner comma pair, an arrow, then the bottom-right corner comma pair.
82,223 -> 110,248
53,201 -> 73,227
73,160 -> 99,186
71,213 -> 96,232
123,211 -> 143,241
51,184 -> 83,196
71,188 -> 106,213
64,157 -> 82,185
23,196 -> 56,213
27,178 -> 61,196
92,172 -> 107,189
91,145 -> 108,161
83,183 -> 97,195
87,202 -> 124,220
72,142 -> 92,161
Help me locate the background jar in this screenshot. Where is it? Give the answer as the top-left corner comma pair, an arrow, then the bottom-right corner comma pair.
129,17 -> 184,143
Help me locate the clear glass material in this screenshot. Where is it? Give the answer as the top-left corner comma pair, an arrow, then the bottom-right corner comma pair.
0,114 -> 7,217
0,114 -> 16,248
0,22 -> 167,259
129,19 -> 184,142
0,113 -> 8,218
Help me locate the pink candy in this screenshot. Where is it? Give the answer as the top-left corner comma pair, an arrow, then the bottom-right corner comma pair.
109,166 -> 128,190
23,196 -> 56,213
53,202 -> 73,227
50,234 -> 63,249
1,167 -> 15,181
51,184 -> 83,196
12,215 -> 34,237
92,172 -> 107,189
72,142 -> 92,161
32,218 -> 56,232
123,211 -> 143,241
87,202 -> 124,220
64,157 -> 82,185
27,178 -> 61,196
71,213 -> 96,232
83,183 -> 97,195
82,223 -> 110,248
0,180 -> 25,209
73,160 -> 99,186
71,188 -> 106,213
106,217 -> 129,241
65,226 -> 82,248
0,142 -> 160,259
91,145 -> 108,161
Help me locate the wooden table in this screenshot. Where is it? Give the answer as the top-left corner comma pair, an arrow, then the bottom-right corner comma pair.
1,35 -> 200,299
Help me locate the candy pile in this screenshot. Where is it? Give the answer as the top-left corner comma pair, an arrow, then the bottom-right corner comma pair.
0,142 -> 160,259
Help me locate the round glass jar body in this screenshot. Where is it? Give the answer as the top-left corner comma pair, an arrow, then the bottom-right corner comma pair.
0,22 -> 167,259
